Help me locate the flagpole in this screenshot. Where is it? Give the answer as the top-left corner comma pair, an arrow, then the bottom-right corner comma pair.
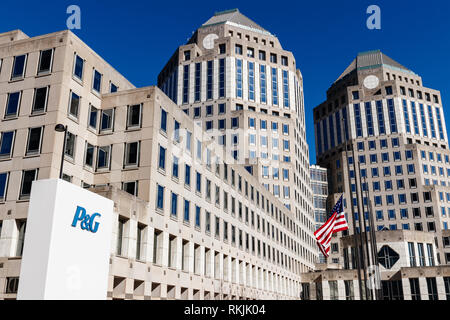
341,115 -> 364,300
363,174 -> 382,300
357,161 -> 374,300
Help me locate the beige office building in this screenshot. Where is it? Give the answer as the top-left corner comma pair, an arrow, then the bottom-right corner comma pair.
158,9 -> 317,269
0,8 -> 315,300
300,230 -> 450,300
313,50 -> 450,268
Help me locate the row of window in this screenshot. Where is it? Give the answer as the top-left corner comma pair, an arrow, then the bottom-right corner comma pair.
2,51 -> 118,93
154,182 -> 303,258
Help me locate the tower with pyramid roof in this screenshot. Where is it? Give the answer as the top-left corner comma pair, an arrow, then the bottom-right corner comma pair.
158,8 -> 318,272
313,50 -> 450,269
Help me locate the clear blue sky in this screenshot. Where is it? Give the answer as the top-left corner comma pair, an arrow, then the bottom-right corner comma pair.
1,0 -> 449,164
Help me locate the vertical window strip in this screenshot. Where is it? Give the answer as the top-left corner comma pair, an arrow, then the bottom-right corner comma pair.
219,58 -> 225,98
235,59 -> 243,98
322,118 -> 328,151
335,111 -> 342,145
387,99 -> 397,133
411,101 -> 419,135
194,63 -> 201,102
329,114 -> 335,148
436,107 -> 444,140
182,65 -> 189,104
354,103 -> 362,137
376,100 -> 386,135
403,99 -> 410,133
365,102 -> 374,136
260,64 -> 266,103
282,70 -> 289,108
428,105 -> 436,138
271,67 -> 278,105
248,61 -> 254,101
207,61 -> 213,100
342,106 -> 349,140
419,103 -> 428,137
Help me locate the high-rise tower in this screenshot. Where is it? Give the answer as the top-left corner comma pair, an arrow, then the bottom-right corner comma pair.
314,50 -> 450,267
158,9 -> 317,268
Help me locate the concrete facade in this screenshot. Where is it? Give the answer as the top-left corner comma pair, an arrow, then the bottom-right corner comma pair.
313,50 -> 450,268
301,230 -> 450,300
158,9 -> 317,270
0,18 -> 310,299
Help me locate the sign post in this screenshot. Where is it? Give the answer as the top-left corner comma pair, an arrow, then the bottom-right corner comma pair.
17,179 -> 113,300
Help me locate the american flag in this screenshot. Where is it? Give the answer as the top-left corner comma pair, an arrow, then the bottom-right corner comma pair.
314,195 -> 348,257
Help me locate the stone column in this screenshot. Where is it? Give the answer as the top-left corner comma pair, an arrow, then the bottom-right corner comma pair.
436,276 -> 446,300
0,219 -> 19,257
418,277 -> 429,300
337,280 -> 346,300
402,278 -> 411,300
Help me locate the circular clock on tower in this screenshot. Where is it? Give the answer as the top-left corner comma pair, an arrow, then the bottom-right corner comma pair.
202,33 -> 219,50
363,75 -> 380,89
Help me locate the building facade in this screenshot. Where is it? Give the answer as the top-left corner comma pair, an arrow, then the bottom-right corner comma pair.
310,165 -> 328,263
0,13 -> 313,299
157,9 -> 317,269
300,230 -> 450,300
313,50 -> 450,268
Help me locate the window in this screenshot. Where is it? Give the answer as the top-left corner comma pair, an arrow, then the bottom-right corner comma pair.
236,59 -> 243,98
11,54 -> 27,79
329,281 -> 338,300
38,49 -> 53,74
127,104 -> 141,128
0,172 -> 9,201
160,109 -> 167,132
5,277 -> 19,294
158,145 -> 166,170
92,69 -> 102,93
156,184 -> 164,210
84,143 -> 94,167
32,87 -> 49,114
26,127 -> 43,155
73,54 -> 84,80
97,145 -> 111,170
184,199 -> 190,222
5,91 -> 21,118
100,109 -> 114,132
170,192 -> 178,217
110,82 -> 118,93
62,131 -> 76,159
409,278 -> 421,300
195,206 -> 201,227
185,164 -> 191,186
426,278 -> 438,300
68,91 -> 80,119
20,169 -> 38,199
123,181 -> 138,196
417,243 -> 425,266
427,243 -> 435,266
88,105 -> 98,130
0,131 -> 15,158
124,142 -> 139,167
219,58 -> 225,98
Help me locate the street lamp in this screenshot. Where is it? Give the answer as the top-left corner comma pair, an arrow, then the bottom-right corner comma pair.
54,124 -> 67,179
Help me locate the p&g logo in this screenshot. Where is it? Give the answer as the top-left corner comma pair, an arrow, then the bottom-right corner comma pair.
71,206 -> 101,233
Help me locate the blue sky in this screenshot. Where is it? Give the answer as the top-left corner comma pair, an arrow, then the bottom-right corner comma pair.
1,0 -> 449,164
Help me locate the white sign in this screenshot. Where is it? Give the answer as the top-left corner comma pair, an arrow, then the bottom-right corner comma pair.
17,179 -> 113,300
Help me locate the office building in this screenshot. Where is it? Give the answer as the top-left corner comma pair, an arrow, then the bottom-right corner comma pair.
0,9 -> 314,300
158,9 -> 317,268
313,50 -> 450,268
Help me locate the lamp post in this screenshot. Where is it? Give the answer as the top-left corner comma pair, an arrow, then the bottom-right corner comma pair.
54,124 -> 67,179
